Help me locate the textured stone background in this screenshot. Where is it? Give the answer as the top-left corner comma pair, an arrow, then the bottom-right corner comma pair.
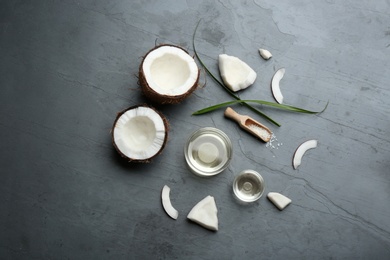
1,0 -> 389,259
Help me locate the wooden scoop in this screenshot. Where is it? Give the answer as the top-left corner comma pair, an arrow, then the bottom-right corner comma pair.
224,107 -> 272,142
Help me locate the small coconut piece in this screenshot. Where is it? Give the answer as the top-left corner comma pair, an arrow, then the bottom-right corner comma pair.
293,139 -> 318,169
139,44 -> 200,104
112,105 -> 169,163
271,68 -> 285,104
161,185 -> 179,220
219,54 -> 257,92
187,195 -> 218,231
267,192 -> 291,210
259,48 -> 272,60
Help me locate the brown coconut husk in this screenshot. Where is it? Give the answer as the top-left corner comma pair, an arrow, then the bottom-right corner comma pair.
139,44 -> 200,104
111,104 -> 169,163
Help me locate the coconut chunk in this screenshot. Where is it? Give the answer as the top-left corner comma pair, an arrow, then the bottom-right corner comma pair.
112,105 -> 168,162
140,45 -> 200,104
267,192 -> 291,210
259,48 -> 272,60
218,54 -> 257,92
187,195 -> 218,231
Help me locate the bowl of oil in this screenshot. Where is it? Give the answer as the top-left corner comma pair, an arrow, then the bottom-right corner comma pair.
233,169 -> 265,203
184,127 -> 232,177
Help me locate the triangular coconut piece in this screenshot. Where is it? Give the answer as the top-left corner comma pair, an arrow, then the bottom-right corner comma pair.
219,54 -> 257,92
187,195 -> 218,231
267,192 -> 292,210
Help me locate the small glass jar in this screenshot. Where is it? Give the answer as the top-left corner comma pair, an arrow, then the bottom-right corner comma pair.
184,127 -> 232,177
233,169 -> 265,202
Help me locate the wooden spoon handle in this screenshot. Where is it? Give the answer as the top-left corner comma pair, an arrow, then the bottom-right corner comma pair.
224,107 -> 243,124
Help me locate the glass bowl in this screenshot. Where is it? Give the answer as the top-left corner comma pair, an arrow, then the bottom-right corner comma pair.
184,127 -> 232,177
233,169 -> 265,202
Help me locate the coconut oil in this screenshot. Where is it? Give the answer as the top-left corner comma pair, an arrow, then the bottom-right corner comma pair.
233,170 -> 265,202
185,128 -> 232,177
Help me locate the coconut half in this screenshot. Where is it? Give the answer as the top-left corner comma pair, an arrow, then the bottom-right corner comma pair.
112,105 -> 169,162
139,44 -> 200,104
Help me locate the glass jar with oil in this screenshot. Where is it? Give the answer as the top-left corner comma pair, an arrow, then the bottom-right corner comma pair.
184,127 -> 232,177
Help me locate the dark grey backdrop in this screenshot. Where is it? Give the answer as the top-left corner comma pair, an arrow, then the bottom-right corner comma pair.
1,0 -> 389,259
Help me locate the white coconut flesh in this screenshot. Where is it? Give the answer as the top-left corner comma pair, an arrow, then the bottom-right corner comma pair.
259,48 -> 272,60
293,139 -> 318,169
161,185 -> 179,220
271,68 -> 285,104
142,45 -> 199,96
219,54 -> 257,92
267,192 -> 292,210
113,106 -> 166,160
187,195 -> 218,231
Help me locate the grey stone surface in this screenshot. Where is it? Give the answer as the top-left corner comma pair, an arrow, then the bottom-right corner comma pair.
1,0 -> 389,259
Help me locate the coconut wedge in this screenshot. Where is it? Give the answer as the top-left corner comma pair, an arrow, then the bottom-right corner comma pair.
219,54 -> 257,92
259,48 -> 272,60
112,105 -> 169,162
293,139 -> 318,169
187,195 -> 218,231
161,185 -> 179,220
267,192 -> 291,210
271,68 -> 285,104
139,44 -> 200,104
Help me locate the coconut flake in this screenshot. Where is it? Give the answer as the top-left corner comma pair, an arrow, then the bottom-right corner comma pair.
259,48 -> 272,60
161,185 -> 179,220
292,139 -> 318,169
271,68 -> 285,104
267,192 -> 291,210
219,54 -> 257,92
187,195 -> 218,231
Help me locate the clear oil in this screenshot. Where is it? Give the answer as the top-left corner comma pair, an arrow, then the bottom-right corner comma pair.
233,171 -> 264,202
189,134 -> 228,173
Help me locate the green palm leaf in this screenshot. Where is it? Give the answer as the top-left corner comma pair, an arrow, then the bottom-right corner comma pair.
192,20 -> 327,126
193,99 -> 328,115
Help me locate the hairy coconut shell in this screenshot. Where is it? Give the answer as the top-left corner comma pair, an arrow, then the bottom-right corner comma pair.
139,44 -> 200,104
111,104 -> 169,163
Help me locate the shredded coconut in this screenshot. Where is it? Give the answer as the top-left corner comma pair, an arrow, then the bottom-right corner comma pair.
266,133 -> 283,149
247,124 -> 271,141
